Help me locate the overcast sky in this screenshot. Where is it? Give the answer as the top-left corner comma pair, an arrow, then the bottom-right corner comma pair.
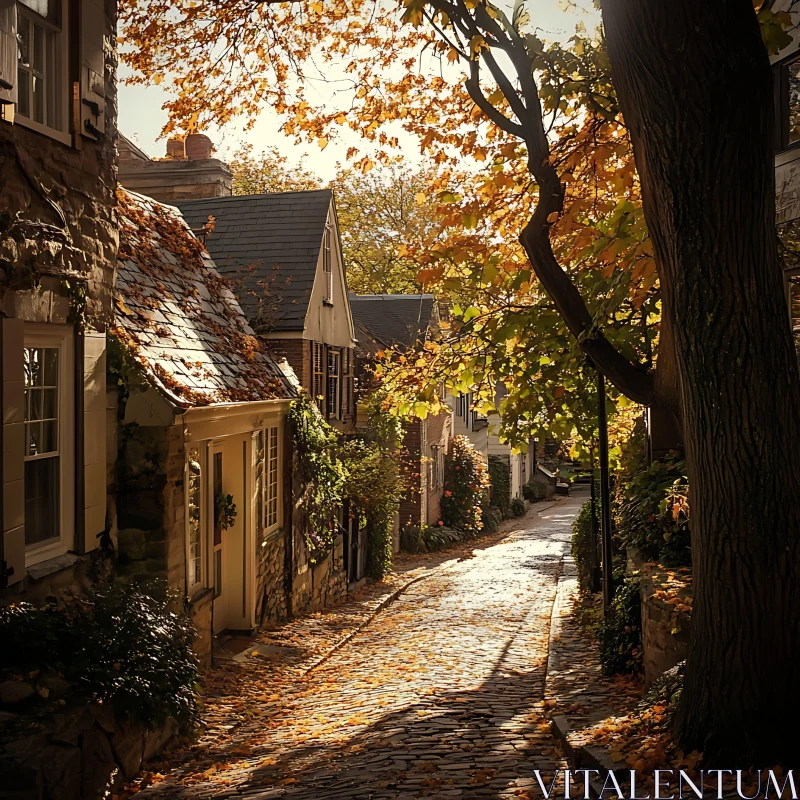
118,0 -> 598,181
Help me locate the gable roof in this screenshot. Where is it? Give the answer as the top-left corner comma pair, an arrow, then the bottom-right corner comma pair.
349,294 -> 437,350
114,188 -> 298,408
177,190 -> 333,332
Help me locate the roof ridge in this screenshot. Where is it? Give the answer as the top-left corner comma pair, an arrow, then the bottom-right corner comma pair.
179,188 -> 332,205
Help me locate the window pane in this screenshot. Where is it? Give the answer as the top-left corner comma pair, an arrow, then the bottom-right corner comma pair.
27,421 -> 42,456
42,388 -> 57,420
28,388 -> 42,422
41,420 -> 57,453
17,18 -> 30,67
187,448 -> 202,588
33,23 -> 44,73
17,68 -> 30,118
33,74 -> 44,124
25,456 -> 59,546
43,348 -> 58,385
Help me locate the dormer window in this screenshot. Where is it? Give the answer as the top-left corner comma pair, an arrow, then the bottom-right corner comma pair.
775,53 -> 800,153
322,223 -> 333,304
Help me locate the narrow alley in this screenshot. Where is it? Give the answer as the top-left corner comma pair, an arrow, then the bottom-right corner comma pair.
135,494 -> 584,800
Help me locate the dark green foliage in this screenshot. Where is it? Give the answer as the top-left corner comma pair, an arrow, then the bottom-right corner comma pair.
598,572 -> 643,676
289,393 -> 345,562
441,435 -> 490,533
481,504 -> 503,532
423,525 -> 463,550
615,452 -> 690,566
571,500 -> 599,592
487,456 -> 511,516
0,583 -> 199,730
509,497 -> 526,518
342,395 -> 406,580
400,524 -> 427,554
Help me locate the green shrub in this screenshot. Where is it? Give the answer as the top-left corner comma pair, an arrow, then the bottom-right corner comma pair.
441,436 -> 490,533
423,525 -> 463,551
509,497 -> 526,518
481,504 -> 503,533
615,452 -> 690,566
571,500 -> 599,592
487,456 -> 511,517
0,583 -> 199,730
400,524 -> 426,554
598,572 -> 643,676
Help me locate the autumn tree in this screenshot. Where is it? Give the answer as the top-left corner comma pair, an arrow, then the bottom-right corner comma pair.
120,0 -> 800,762
334,163 -> 438,294
229,142 -> 323,195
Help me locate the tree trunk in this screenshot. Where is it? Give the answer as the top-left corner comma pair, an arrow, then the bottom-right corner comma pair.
601,0 -> 800,764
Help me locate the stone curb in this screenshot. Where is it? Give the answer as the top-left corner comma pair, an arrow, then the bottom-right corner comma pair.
546,570 -> 628,795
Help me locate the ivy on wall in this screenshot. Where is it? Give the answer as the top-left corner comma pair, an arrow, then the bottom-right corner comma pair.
288,392 -> 345,563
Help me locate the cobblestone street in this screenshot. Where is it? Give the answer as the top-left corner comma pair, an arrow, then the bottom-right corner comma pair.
137,495 -> 585,800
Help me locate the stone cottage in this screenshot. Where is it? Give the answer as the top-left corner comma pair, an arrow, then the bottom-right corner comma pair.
0,0 -> 116,597
350,294 -> 452,534
111,189 -> 299,663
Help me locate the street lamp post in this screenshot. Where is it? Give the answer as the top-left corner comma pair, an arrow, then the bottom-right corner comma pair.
597,371 -> 615,613
589,444 -> 601,593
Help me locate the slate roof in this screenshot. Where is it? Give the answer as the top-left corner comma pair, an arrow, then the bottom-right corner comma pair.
114,189 -> 298,408
177,190 -> 333,332
349,294 -> 436,350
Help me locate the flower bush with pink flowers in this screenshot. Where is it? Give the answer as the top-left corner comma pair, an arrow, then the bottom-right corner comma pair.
440,435 -> 491,534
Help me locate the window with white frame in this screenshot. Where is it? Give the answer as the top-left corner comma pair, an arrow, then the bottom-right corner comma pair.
322,224 -> 333,303
266,426 -> 279,529
342,347 -> 353,419
186,447 -> 203,592
23,327 -> 73,562
16,0 -> 65,133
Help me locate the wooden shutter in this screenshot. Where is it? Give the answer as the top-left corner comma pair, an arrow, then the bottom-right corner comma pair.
342,348 -> 354,423
0,0 -> 16,113
82,331 -> 106,552
80,0 -> 106,138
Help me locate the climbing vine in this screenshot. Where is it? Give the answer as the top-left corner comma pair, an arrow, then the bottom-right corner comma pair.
288,392 -> 345,563
341,393 -> 407,579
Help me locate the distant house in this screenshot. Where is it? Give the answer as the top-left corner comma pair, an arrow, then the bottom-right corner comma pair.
448,388 -> 535,508
350,294 -> 452,534
178,192 -> 358,431
111,189 -> 299,664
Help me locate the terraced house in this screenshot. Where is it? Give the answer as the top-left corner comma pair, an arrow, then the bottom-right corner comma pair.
111,189 -> 298,663
0,0 -> 115,596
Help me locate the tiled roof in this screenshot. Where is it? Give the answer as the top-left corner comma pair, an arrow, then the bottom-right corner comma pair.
177,190 -> 333,332
114,188 -> 298,408
349,294 -> 436,350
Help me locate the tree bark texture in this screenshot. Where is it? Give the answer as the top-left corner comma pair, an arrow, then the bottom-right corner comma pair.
602,0 -> 800,763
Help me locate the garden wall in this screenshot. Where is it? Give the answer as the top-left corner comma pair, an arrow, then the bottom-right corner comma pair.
0,701 -> 176,800
633,556 -> 693,686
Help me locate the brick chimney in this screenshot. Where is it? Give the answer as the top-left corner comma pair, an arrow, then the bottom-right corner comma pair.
118,131 -> 233,203
185,133 -> 213,161
165,137 -> 186,159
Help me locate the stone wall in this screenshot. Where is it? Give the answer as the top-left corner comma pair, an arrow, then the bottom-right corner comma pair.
636,560 -> 693,686
0,0 -> 117,327
0,701 -> 176,800
256,529 -> 288,624
291,534 -> 346,615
